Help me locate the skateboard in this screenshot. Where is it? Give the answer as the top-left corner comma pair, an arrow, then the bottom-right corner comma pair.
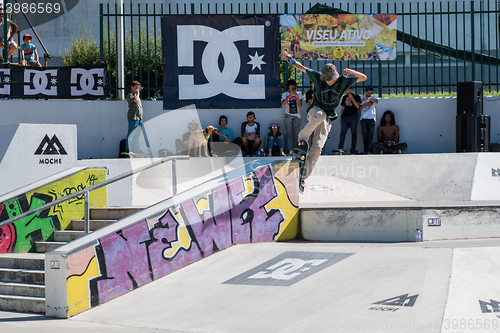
331,149 -> 345,155
290,140 -> 309,193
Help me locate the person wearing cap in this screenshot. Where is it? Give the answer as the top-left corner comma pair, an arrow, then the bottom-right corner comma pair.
358,85 -> 379,154
123,80 -> 144,156
282,79 -> 303,153
20,34 -> 42,68
175,120 -> 200,156
241,111 -> 261,157
338,86 -> 361,154
281,49 -> 367,187
0,6 -> 18,63
264,121 -> 286,156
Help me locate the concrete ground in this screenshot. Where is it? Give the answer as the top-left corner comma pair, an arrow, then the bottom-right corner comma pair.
2,239 -> 500,333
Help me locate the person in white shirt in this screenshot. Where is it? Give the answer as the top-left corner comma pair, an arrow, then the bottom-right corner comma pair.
240,111 -> 261,157
358,85 -> 379,154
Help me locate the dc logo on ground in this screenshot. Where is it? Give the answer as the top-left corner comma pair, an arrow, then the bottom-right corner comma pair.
177,25 -> 266,100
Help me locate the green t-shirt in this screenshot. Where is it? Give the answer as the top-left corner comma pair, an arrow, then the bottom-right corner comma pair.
127,92 -> 143,121
215,126 -> 233,142
306,68 -> 358,119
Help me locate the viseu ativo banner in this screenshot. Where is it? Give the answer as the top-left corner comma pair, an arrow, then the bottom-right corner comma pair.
162,15 -> 281,110
280,14 -> 397,61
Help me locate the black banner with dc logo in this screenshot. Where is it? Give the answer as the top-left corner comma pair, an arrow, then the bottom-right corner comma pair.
162,15 -> 281,110
0,64 -> 108,99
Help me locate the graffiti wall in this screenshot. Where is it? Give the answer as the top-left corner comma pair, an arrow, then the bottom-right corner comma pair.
65,161 -> 299,317
0,168 -> 107,253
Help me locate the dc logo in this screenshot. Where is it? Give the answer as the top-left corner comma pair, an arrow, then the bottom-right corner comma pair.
177,25 -> 266,100
248,258 -> 328,281
0,69 -> 10,94
24,69 -> 58,96
71,68 -> 105,96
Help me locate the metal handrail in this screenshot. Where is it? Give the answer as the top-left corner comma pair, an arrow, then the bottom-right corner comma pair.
0,155 -> 190,234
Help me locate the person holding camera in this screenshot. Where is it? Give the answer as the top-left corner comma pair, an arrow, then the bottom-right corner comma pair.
282,79 -> 303,153
123,80 -> 144,155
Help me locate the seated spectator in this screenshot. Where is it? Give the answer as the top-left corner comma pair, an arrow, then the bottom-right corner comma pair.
264,121 -> 286,156
0,7 -> 18,63
20,34 -> 42,68
175,120 -> 201,157
241,111 -> 261,157
211,115 -> 242,156
372,110 -> 408,154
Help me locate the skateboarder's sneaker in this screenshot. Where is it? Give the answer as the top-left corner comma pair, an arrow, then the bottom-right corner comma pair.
299,179 -> 305,193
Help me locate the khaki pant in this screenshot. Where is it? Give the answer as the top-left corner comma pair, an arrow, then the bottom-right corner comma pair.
297,106 -> 332,180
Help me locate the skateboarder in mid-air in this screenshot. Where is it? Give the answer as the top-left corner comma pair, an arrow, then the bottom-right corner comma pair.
282,50 -> 367,192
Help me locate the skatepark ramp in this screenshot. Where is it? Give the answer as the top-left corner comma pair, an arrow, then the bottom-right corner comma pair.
45,159 -> 300,318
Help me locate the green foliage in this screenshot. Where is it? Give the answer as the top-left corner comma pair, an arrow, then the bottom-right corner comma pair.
61,25 -> 99,66
61,22 -> 162,99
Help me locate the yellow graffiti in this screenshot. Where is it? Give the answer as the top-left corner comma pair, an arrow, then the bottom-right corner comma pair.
266,166 -> 299,242
197,197 -> 208,212
26,168 -> 107,230
163,209 -> 192,259
242,176 -> 256,198
67,256 -> 100,317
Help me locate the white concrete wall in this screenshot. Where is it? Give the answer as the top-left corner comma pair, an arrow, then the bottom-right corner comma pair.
1,97 -> 499,160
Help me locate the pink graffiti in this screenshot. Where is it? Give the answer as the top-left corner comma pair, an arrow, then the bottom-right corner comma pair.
94,165 -> 286,304
0,204 -> 16,253
96,220 -> 152,304
148,210 -> 203,280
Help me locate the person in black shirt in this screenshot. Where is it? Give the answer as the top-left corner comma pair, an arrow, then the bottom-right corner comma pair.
338,86 -> 361,154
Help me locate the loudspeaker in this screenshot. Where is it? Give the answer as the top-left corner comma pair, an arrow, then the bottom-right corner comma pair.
456,115 -> 490,152
457,81 -> 483,116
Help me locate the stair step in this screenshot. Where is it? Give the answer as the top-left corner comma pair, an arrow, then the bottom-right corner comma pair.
0,268 -> 45,284
53,230 -> 86,242
35,241 -> 66,253
0,294 -> 45,313
72,219 -> 116,231
0,281 -> 45,297
90,207 -> 143,220
0,254 -> 45,270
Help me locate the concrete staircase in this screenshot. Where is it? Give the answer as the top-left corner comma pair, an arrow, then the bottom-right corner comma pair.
0,207 -> 143,313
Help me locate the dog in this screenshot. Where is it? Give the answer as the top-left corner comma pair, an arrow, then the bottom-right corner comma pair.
187,125 -> 217,157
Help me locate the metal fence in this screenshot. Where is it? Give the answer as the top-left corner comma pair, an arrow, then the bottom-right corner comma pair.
100,1 -> 500,99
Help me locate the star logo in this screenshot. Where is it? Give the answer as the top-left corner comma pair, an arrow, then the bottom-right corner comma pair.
97,78 -> 103,86
4,76 -> 10,84
247,51 -> 266,71
50,77 -> 57,85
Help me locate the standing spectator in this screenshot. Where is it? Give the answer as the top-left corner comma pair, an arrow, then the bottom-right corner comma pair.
20,34 -> 41,68
338,86 -> 361,154
264,121 -> 286,156
305,82 -> 315,107
211,115 -> 242,156
359,85 -> 378,154
0,6 -> 18,63
123,81 -> 143,155
241,111 -> 261,157
282,79 -> 303,153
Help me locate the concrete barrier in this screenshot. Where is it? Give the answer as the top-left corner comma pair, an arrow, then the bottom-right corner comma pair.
45,160 -> 299,318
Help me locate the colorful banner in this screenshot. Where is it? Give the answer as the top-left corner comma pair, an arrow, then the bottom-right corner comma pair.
162,15 -> 281,109
0,64 -> 108,99
280,14 -> 397,61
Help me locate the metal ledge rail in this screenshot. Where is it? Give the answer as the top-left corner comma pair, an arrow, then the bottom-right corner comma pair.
0,155 -> 190,235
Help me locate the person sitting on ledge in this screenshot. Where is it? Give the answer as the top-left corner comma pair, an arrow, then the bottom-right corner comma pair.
372,110 -> 408,154
264,121 -> 286,156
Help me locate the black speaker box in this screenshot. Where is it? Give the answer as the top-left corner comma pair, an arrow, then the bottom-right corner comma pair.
457,81 -> 483,116
456,115 -> 490,152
